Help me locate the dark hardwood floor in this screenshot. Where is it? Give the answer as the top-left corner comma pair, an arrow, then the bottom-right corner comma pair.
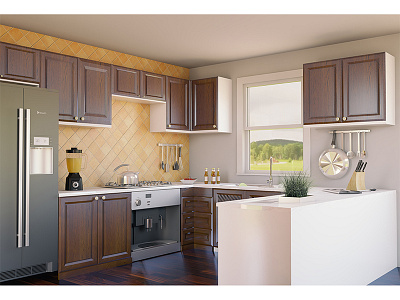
1,248 -> 217,285
1,248 -> 399,285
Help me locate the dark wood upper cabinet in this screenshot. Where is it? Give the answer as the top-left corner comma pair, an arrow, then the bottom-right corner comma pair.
0,42 -> 40,84
303,59 -> 342,125
40,52 -> 78,122
303,52 -> 394,126
141,71 -> 166,101
192,77 -> 218,131
78,59 -> 112,125
111,65 -> 140,98
166,77 -> 189,130
342,53 -> 385,122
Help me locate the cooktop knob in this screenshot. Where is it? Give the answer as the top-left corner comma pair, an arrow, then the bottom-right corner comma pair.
135,199 -> 142,206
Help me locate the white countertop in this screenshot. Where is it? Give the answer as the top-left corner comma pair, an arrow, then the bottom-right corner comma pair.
216,187 -> 394,209
58,182 -> 283,197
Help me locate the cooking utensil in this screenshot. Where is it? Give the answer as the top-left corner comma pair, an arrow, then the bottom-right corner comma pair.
173,145 -> 179,170
165,147 -> 169,172
114,164 -> 139,185
178,147 -> 183,170
361,132 -> 367,158
355,160 -> 362,172
161,146 -> 165,170
361,162 -> 367,172
347,133 -> 355,159
357,132 -> 361,157
319,131 -> 350,179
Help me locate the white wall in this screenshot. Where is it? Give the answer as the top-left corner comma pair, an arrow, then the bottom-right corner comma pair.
189,33 -> 400,265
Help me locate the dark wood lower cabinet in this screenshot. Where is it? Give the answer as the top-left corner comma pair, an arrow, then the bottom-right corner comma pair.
59,193 -> 131,279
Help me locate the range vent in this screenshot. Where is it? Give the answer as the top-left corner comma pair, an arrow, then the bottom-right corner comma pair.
0,263 -> 47,283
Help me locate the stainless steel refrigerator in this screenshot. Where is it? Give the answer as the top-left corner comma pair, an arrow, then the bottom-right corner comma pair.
0,82 -> 59,282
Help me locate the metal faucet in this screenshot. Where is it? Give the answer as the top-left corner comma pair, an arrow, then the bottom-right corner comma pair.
266,156 -> 273,187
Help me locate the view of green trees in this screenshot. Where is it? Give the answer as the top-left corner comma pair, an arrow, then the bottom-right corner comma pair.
250,139 -> 303,171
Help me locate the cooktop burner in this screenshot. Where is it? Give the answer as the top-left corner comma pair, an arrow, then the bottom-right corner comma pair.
104,180 -> 172,188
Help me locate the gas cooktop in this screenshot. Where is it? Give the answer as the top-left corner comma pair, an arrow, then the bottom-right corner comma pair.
104,181 -> 172,189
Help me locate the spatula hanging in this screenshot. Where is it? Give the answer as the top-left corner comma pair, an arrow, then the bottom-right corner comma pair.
178,147 -> 183,170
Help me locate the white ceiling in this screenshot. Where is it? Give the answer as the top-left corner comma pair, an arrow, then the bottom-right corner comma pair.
1,14 -> 399,68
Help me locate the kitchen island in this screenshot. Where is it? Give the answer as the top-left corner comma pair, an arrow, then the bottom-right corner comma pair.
217,187 -> 397,285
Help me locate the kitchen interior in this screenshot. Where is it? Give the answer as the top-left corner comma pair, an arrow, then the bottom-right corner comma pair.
1,8 -> 400,297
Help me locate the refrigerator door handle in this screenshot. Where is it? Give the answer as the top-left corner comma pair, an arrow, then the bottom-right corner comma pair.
17,108 -> 23,248
25,109 -> 30,247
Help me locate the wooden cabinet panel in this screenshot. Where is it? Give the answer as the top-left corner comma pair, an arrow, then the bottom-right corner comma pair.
182,228 -> 195,245
182,198 -> 194,213
0,43 -> 40,83
78,59 -> 111,125
303,59 -> 342,125
181,212 -> 194,230
343,53 -> 385,122
243,190 -> 282,199
98,193 -> 131,264
141,71 -> 166,101
40,52 -> 78,122
192,78 -> 218,130
194,229 -> 212,246
166,77 -> 189,130
59,196 -> 98,272
193,197 -> 212,213
193,213 -> 212,229
111,65 -> 140,98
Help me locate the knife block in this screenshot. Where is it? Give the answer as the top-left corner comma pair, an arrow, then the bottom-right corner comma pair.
346,171 -> 366,191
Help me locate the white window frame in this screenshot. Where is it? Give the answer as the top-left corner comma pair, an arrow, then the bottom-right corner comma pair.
236,69 -> 310,176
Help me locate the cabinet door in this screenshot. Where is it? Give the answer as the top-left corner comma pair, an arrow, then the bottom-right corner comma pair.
342,53 -> 385,122
40,52 -> 78,122
213,189 -> 244,247
166,77 -> 189,130
192,78 -> 218,130
303,59 -> 342,124
78,59 -> 111,125
0,43 -> 40,83
59,195 -> 98,272
141,71 -> 166,101
98,193 -> 131,264
111,65 -> 140,98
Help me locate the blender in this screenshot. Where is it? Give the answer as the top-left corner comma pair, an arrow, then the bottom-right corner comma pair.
65,147 -> 86,190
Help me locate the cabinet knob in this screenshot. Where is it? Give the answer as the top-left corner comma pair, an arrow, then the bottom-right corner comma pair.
94,196 -> 99,200
336,117 -> 340,121
74,116 -> 78,120
80,117 -> 85,121
168,124 -> 171,128
0,75 -> 3,78
102,196 -> 106,200
213,125 -> 217,128
343,117 -> 347,121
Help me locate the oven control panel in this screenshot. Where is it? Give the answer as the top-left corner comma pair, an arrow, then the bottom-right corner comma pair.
131,188 -> 180,210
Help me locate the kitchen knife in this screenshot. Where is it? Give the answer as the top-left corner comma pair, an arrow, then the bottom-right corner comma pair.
355,160 -> 362,172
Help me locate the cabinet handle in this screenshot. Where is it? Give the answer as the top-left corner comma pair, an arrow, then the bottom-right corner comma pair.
94,196 -> 99,200
74,116 -> 78,120
213,125 -> 217,128
102,196 -> 106,200
0,75 -> 3,78
80,117 -> 85,121
336,117 -> 340,121
343,117 -> 347,121
168,124 -> 171,128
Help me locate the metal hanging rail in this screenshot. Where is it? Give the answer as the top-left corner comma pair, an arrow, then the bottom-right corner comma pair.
157,143 -> 183,147
328,129 -> 371,134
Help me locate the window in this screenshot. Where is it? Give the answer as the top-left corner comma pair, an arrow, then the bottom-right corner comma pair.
237,69 -> 310,175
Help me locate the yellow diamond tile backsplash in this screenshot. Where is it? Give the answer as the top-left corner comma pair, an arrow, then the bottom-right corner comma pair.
0,24 -> 190,80
58,100 -> 190,190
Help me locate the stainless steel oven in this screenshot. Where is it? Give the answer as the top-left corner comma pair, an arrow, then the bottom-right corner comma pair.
131,188 -> 181,262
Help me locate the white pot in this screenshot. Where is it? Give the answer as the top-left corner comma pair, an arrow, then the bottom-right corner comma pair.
278,195 -> 315,203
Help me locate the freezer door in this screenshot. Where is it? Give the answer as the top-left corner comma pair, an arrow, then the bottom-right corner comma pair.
21,87 -> 59,269
0,83 -> 24,272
